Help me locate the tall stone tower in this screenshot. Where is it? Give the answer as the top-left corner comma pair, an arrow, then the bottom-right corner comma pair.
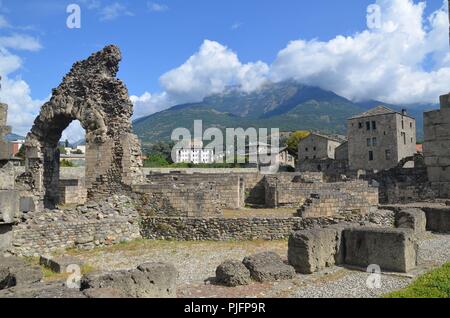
422,2 -> 450,198
0,77 -> 13,164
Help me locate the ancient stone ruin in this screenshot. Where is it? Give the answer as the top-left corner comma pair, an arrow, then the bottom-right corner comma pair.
23,45 -> 143,208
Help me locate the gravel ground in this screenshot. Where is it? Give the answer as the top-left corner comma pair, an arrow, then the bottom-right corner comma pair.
65,233 -> 450,298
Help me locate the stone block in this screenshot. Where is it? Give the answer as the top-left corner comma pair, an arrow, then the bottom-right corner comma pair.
83,288 -> 127,298
343,227 -> 417,273
81,262 -> 178,298
422,207 -> 450,233
0,190 -> 20,224
440,94 -> 450,108
288,228 -> 341,274
19,197 -> 35,213
0,256 -> 43,290
0,224 -> 12,252
242,252 -> 295,283
395,208 -> 427,235
215,260 -> 252,287
39,256 -> 84,274
0,163 -> 15,190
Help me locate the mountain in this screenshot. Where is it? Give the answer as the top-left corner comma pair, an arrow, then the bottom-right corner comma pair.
132,81 -> 436,151
5,133 -> 25,141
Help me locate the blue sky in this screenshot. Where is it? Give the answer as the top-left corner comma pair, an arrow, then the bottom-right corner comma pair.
0,0 -> 448,140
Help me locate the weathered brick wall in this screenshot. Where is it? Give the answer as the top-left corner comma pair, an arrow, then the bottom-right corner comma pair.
146,174 -> 243,210
140,212 -> 392,241
132,182 -> 222,217
298,190 -> 379,218
363,167 -> 436,204
265,178 -> 378,211
423,103 -> 450,198
11,218 -> 140,256
58,179 -> 87,205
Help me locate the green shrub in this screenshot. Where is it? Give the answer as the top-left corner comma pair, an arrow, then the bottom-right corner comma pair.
385,263 -> 450,298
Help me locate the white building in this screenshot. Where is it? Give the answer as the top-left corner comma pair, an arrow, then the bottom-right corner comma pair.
175,140 -> 215,164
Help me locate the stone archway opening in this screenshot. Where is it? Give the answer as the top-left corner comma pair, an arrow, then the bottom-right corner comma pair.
22,45 -> 143,209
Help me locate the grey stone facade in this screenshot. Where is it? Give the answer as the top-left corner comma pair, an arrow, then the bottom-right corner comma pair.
423,94 -> 450,197
298,133 -> 346,161
348,106 -> 416,171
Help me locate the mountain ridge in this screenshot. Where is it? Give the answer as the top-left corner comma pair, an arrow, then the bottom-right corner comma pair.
132,81 -> 436,151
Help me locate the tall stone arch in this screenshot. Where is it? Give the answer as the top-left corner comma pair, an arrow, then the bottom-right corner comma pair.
24,45 -> 143,208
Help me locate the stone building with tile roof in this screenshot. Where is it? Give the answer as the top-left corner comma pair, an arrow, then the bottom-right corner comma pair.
348,106 -> 416,171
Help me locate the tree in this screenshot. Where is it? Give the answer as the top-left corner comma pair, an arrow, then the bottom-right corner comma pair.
65,139 -> 70,148
143,154 -> 170,167
286,131 -> 311,156
149,141 -> 175,163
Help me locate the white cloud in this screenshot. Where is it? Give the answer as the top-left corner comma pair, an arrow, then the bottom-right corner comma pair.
270,0 -> 450,104
0,34 -> 41,51
160,40 -> 269,101
148,2 -> 169,12
99,2 -> 133,21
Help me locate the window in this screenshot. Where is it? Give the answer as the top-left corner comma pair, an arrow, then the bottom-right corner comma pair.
372,121 -> 377,130
410,122 -> 413,129
305,148 -> 309,152
372,137 -> 377,146
358,122 -> 363,129
305,156 -> 309,160
385,149 -> 391,160
367,138 -> 371,147
369,151 -> 374,161
366,122 -> 371,130
313,155 -> 316,159
411,138 -> 413,143
402,132 -> 406,145
402,120 -> 404,129
313,147 -> 317,151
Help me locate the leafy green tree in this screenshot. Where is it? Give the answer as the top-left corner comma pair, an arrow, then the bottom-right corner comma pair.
286,131 -> 310,156
144,154 -> 170,167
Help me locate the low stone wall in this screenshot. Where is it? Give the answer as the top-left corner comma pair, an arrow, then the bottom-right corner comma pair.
11,216 -> 141,257
58,179 -> 87,205
146,174 -> 244,210
265,178 -> 378,210
421,207 -> 450,233
364,167 -> 435,204
299,191 -> 378,218
132,183 -> 222,217
143,168 -> 259,175
140,212 -> 390,241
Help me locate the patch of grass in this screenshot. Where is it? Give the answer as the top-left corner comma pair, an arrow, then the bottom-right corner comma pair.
385,263 -> 450,298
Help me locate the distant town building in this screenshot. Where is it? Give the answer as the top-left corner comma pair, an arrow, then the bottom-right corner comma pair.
247,141 -> 295,168
348,106 -> 416,171
175,140 -> 215,164
298,132 -> 347,161
10,140 -> 25,156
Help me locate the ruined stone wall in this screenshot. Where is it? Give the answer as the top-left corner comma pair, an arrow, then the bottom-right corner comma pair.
298,191 -> 378,218
140,212 -> 393,241
9,195 -> 141,256
132,183 -> 222,218
146,174 -> 244,210
0,103 -> 12,162
363,164 -> 436,204
23,45 -> 143,208
424,97 -> 450,198
58,179 -> 87,205
264,178 -> 378,210
11,219 -> 140,257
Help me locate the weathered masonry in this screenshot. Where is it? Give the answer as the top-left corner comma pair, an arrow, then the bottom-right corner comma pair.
424,94 -> 450,198
21,45 -> 143,208
348,106 -> 416,171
